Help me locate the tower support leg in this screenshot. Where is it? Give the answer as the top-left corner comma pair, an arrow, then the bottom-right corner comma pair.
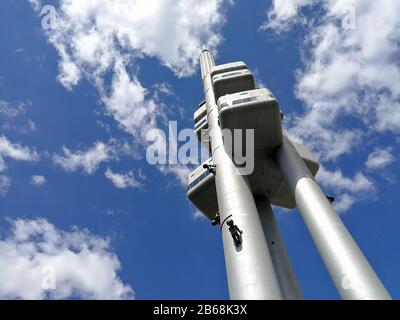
255,196 -> 303,300
276,135 -> 391,300
200,50 -> 283,300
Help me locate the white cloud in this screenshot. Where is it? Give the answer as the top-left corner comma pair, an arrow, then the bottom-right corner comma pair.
192,210 -> 207,220
2,120 -> 37,135
101,61 -> 159,137
0,176 -> 11,197
317,166 -> 374,193
27,0 -> 42,11
0,218 -> 133,299
265,0 -> 400,161
264,0 -> 400,211
39,0 -> 228,130
365,148 -> 395,170
58,52 -> 81,90
332,193 -> 356,213
262,0 -> 317,32
0,100 -> 30,118
32,0 -> 229,184
0,135 -> 39,172
105,168 -> 143,189
53,142 -> 112,175
158,165 -> 192,187
46,0 -> 227,79
153,82 -> 175,97
0,100 -> 36,134
31,175 -> 46,186
316,166 -> 374,213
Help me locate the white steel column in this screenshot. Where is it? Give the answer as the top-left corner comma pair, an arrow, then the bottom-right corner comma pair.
255,196 -> 303,300
275,134 -> 391,300
200,49 -> 283,300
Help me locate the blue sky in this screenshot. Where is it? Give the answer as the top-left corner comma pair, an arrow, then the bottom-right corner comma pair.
0,0 -> 398,299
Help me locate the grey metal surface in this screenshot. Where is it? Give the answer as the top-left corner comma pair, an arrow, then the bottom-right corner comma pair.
187,140 -> 320,218
194,100 -> 207,123
255,196 -> 303,300
212,69 -> 255,102
194,101 -> 211,152
187,159 -> 218,220
200,49 -> 215,79
269,141 -> 319,208
194,115 -> 208,131
218,88 -> 282,153
275,134 -> 391,300
210,61 -> 247,77
200,49 -> 283,300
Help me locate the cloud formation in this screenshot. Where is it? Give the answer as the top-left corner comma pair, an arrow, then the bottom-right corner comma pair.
0,176 -> 11,197
0,100 -> 30,118
316,166 -> 374,212
0,135 -> 39,172
365,148 -> 395,170
265,0 -> 400,211
262,0 -> 317,32
31,175 -> 46,186
0,218 -> 133,299
32,0 -> 228,183
266,0 -> 400,159
40,0 -> 228,128
105,168 -> 143,189
53,142 -> 113,175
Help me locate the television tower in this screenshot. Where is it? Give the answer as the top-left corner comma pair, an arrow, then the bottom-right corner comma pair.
187,49 -> 390,300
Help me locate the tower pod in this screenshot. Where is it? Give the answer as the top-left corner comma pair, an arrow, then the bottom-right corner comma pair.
187,158 -> 218,220
218,88 -> 283,153
187,142 -> 320,220
212,69 -> 256,102
210,61 -> 248,77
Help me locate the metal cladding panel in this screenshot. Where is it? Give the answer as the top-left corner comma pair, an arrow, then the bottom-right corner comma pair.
194,115 -> 208,131
194,115 -> 211,152
218,88 -> 283,153
212,70 -> 255,102
210,61 -> 247,78
292,141 -> 320,176
194,100 -> 207,123
188,158 -> 212,182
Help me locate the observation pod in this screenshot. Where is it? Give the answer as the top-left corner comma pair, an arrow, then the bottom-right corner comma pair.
210,61 -> 248,77
218,88 -> 283,153
212,69 -> 255,102
210,61 -> 254,102
187,158 -> 218,221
